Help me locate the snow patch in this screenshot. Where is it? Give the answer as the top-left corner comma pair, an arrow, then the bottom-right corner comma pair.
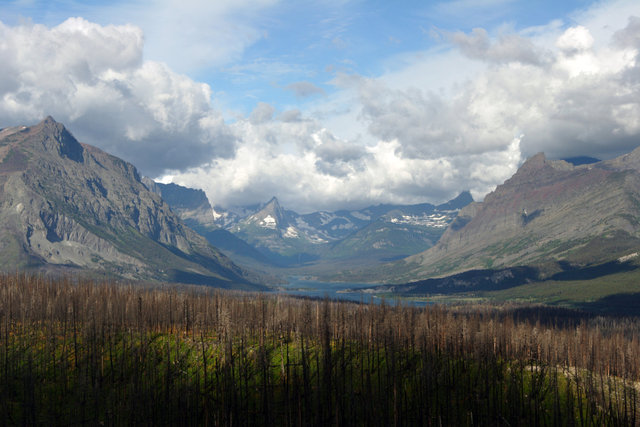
211,207 -> 223,220
319,212 -> 338,225
260,215 -> 277,229
387,213 -> 454,228
283,226 -> 299,238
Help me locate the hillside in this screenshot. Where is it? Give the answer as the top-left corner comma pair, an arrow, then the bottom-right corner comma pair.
392,150 -> 640,283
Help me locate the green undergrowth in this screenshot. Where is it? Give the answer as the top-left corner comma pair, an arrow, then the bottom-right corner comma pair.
3,324 -> 634,426
0,274 -> 639,425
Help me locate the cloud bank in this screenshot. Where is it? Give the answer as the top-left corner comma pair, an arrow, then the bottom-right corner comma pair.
0,0 -> 639,212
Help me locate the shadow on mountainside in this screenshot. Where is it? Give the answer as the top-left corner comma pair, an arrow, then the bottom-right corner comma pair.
391,260 -> 639,295
391,266 -> 539,295
550,260 -> 638,281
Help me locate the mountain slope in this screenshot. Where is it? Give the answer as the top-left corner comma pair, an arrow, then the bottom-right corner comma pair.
0,117 -> 264,290
395,151 -> 640,282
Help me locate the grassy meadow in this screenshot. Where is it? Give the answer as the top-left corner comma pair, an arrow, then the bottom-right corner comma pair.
1,273 -> 640,425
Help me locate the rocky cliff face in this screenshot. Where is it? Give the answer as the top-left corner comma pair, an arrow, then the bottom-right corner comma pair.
398,151 -> 640,281
0,117 -> 264,289
144,180 -> 218,231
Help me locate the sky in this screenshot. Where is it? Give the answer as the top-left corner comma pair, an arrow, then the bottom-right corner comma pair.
0,0 -> 639,212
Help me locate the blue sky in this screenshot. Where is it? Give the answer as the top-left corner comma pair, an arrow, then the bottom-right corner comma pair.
2,0 -> 594,115
1,0 -> 639,211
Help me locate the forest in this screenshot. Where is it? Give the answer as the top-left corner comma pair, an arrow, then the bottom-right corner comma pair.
1,273 -> 639,426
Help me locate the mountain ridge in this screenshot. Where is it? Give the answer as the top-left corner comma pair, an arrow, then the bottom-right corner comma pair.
155,182 -> 472,269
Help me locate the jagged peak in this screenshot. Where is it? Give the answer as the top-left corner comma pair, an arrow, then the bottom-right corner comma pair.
31,116 -> 84,163
244,196 -> 290,229
33,116 -> 63,133
519,152 -> 547,170
265,196 -> 280,207
259,196 -> 283,217
601,144 -> 640,172
509,152 -> 576,183
437,190 -> 474,210
42,115 -> 58,125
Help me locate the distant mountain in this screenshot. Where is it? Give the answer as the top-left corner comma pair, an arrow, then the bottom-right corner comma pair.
327,208 -> 459,262
226,197 -> 327,265
210,193 -> 473,266
391,151 -> 640,283
143,180 -> 217,230
0,117 -> 265,290
435,190 -> 474,211
147,181 -> 279,269
150,178 -> 472,269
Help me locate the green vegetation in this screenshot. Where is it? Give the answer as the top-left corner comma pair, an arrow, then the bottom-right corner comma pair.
1,274 -> 639,425
485,266 -> 640,312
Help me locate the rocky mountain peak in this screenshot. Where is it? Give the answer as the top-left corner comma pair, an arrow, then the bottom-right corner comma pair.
500,152 -> 575,191
512,152 -> 550,176
249,196 -> 287,229
28,116 -> 84,162
0,117 -> 263,289
264,196 -> 281,210
603,145 -> 640,172
437,191 -> 474,210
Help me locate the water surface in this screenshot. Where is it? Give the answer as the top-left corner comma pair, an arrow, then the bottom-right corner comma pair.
275,277 -> 430,307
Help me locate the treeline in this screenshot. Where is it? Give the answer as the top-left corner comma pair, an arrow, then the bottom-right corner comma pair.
0,273 -> 639,425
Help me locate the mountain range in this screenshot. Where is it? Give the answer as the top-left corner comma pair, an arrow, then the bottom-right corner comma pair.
0,117 -> 265,290
151,182 -> 473,269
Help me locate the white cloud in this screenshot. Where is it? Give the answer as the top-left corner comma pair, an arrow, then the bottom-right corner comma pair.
170,109 -> 522,212
556,25 -> 594,53
0,17 -> 235,176
2,1 -> 640,214
165,2 -> 640,211
449,27 -> 550,65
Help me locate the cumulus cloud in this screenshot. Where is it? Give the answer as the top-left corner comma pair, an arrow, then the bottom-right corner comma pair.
353,15 -> 640,165
2,2 -> 640,213
614,16 -> 640,48
168,5 -> 640,212
556,25 -> 594,53
169,105 -> 522,212
0,18 -> 235,176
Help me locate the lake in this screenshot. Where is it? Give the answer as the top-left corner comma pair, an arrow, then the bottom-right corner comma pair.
274,277 -> 430,307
